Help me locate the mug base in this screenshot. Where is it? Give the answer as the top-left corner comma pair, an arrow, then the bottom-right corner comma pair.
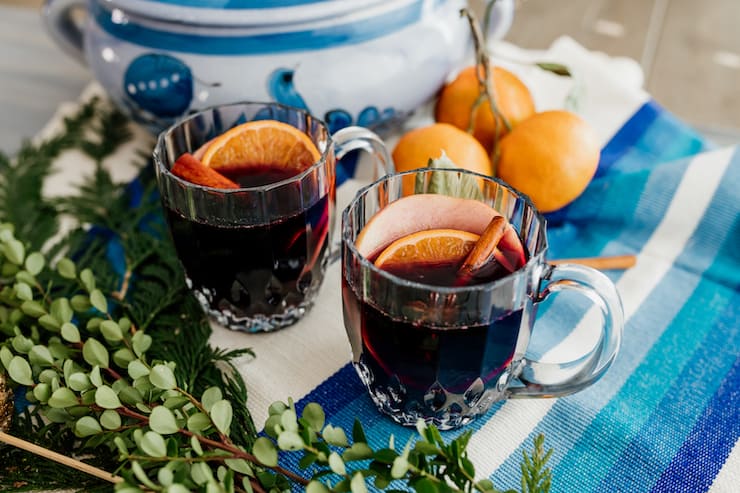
192,287 -> 312,333
353,360 -> 500,431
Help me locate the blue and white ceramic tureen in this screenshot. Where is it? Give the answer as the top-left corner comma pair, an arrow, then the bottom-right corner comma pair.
43,0 -> 514,132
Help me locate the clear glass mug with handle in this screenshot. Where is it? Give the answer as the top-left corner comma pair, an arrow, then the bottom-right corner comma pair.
153,101 -> 392,333
341,168 -> 624,429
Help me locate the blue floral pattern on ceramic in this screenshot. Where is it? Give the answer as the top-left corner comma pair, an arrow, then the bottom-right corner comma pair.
267,67 -> 396,132
123,54 -> 194,118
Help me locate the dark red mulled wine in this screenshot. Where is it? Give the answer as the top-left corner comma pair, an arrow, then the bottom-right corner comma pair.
217,164 -> 301,187
165,164 -> 330,324
343,254 -> 523,415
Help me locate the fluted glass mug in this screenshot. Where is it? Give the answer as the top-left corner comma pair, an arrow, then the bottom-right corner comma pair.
154,102 -> 391,333
341,169 -> 623,429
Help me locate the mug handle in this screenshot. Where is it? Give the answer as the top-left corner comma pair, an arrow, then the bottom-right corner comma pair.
323,126 -> 394,263
332,126 -> 395,180
42,0 -> 88,64
508,263 -> 624,398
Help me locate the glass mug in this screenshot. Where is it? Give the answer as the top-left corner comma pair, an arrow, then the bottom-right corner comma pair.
154,102 -> 392,333
341,169 -> 624,429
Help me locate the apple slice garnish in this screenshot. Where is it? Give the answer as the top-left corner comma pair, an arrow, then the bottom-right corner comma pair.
355,194 -> 526,272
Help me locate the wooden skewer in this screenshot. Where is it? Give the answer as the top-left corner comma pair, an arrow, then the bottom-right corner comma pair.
549,254 -> 637,271
0,430 -> 123,484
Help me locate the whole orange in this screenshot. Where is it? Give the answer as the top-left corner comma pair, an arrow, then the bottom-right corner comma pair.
435,65 -> 536,153
392,123 -> 492,195
495,110 -> 600,213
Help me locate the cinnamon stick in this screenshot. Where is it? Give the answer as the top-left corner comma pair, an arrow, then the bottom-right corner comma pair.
171,153 -> 240,189
458,216 -> 507,276
549,254 -> 637,271
0,430 -> 123,483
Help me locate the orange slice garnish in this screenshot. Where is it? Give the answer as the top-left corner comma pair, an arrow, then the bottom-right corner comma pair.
356,194 -> 527,272
200,120 -> 321,171
374,229 -> 480,269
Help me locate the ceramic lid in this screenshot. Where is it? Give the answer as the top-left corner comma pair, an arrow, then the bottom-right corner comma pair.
100,0 -> 399,26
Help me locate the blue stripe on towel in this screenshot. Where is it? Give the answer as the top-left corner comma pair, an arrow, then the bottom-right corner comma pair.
597,291 -> 739,492
650,355 -> 740,493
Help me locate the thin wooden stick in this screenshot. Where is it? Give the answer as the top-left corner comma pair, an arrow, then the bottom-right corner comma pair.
549,254 -> 637,271
0,430 -> 123,484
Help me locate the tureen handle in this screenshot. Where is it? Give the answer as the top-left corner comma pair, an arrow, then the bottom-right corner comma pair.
42,0 -> 88,64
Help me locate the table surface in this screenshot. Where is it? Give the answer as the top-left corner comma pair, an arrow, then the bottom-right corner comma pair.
1,5 -> 738,493
0,5 -> 90,155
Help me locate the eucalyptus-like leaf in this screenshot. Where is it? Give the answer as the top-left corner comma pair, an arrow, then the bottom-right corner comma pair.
14,282 -> 32,301
302,402 -> 325,432
24,252 -> 45,275
118,384 -> 144,405
95,385 -> 122,409
391,456 -> 409,479
48,387 -> 78,408
100,320 -> 123,341
0,346 -> 12,370
11,334 -> 33,354
268,401 -> 289,416
306,480 -> 331,493
118,317 -> 132,332
131,460 -> 159,489
190,462 -> 213,486
343,442 -> 373,462
280,408 -> 298,432
89,289 -> 108,313
38,314 -> 61,331
322,424 -> 349,447
350,472 -> 369,493
150,405 -> 180,435
191,435 -> 204,455
277,430 -> 304,451
89,365 -> 103,387
56,258 -> 77,279
201,387 -> 222,412
1,238 -> 25,265
132,331 -> 152,357
70,294 -> 91,312
83,338 -> 109,368
252,437 -> 278,467
113,348 -> 136,368
68,372 -> 93,392
33,382 -> 51,402
187,412 -> 211,433
100,409 -> 122,430
127,360 -> 150,379
29,344 -> 54,366
165,484 -> 190,493
328,452 -> 346,475
163,395 -> 189,409
14,270 -> 36,287
86,317 -> 102,332
50,298 -> 74,324
80,268 -> 96,292
158,467 -> 174,487
20,300 -> 46,318
7,355 -> 33,385
210,399 -> 233,435
149,364 -> 176,390
224,458 -> 252,476
140,431 -> 167,457
75,415 -> 103,437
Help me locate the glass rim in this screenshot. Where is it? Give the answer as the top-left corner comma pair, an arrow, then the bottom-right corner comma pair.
153,100 -> 333,194
341,167 -> 549,294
